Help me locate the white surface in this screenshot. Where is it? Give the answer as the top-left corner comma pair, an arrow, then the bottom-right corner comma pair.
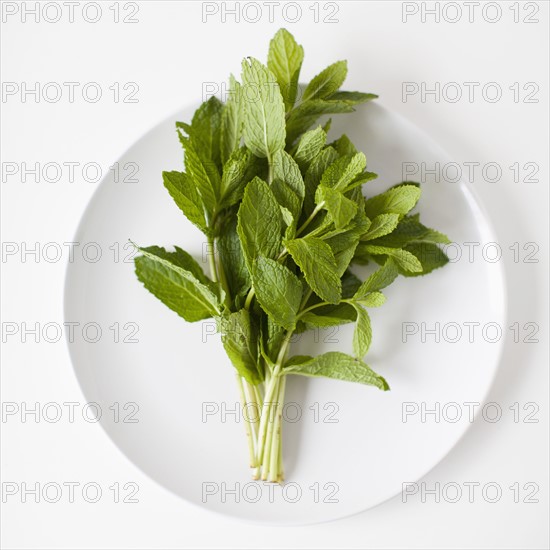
1,0 -> 548,547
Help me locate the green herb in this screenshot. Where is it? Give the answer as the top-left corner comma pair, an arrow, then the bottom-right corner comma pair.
133,29 -> 450,483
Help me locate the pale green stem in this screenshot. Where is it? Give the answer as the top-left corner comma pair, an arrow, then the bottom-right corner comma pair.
261,376 -> 279,480
277,430 -> 284,483
275,331 -> 293,367
242,379 -> 260,450
297,300 -> 332,318
207,233 -> 232,309
216,256 -> 232,309
267,157 -> 274,185
269,375 -> 286,482
236,374 -> 256,468
244,287 -> 255,310
276,248 -> 288,261
252,375 -> 279,480
299,288 -> 314,311
207,236 -> 218,283
296,202 -> 324,236
252,383 -> 264,409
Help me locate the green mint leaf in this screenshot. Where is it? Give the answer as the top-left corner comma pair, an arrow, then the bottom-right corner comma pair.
324,196 -> 371,240
334,240 -> 360,277
354,259 -> 399,298
134,245 -> 221,322
279,205 -> 294,227
291,100 -> 356,118
271,149 -> 305,223
303,146 -> 339,215
352,305 -> 372,358
252,256 -> 302,330
241,57 -> 286,159
303,60 -> 347,101
261,316 -> 286,365
405,214 -> 450,243
300,303 -> 356,328
176,120 -> 192,135
220,309 -> 262,384
237,177 -> 282,271
341,269 -> 362,298
316,201 -> 366,244
320,153 -> 366,192
169,246 -> 215,287
400,242 -> 449,277
285,100 -> 356,144
162,171 -> 208,234
284,351 -> 389,390
187,96 -> 223,171
217,217 -> 250,302
327,91 -> 378,104
325,227 -> 365,256
183,138 -> 220,217
360,245 -> 423,273
293,126 -> 327,171
315,186 -> 358,229
361,213 -> 400,240
357,291 -> 386,308
285,236 -> 342,304
267,28 -> 304,112
220,147 -> 253,209
347,171 -> 378,190
368,213 -> 451,248
330,134 -> 358,156
220,75 -> 244,165
279,205 -> 296,241
364,185 -> 421,218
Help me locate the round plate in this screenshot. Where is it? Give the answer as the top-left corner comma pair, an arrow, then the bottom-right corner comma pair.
64,102 -> 506,524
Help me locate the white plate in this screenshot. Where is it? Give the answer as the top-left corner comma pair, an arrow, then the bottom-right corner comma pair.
64,102 -> 506,524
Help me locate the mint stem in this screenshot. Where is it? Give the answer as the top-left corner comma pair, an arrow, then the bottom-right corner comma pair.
236,374 -> 256,468
244,287 -> 255,310
269,375 -> 285,482
207,236 -> 218,282
296,202 -> 324,236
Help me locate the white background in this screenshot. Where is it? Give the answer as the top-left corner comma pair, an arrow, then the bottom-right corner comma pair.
1,1 -> 549,548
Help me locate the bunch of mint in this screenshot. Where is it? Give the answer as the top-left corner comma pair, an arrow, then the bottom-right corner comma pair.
133,29 -> 450,482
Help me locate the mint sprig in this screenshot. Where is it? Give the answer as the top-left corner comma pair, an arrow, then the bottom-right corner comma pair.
132,29 -> 450,483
